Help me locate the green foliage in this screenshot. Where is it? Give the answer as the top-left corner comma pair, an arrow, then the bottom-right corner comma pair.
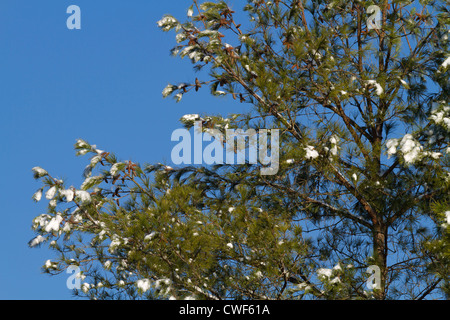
29,0 -> 449,300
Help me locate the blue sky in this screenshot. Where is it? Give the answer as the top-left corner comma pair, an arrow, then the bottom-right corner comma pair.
0,0 -> 243,299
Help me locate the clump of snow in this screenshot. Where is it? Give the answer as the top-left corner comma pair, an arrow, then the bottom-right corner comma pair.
81,283 -> 90,293
156,16 -> 179,31
187,6 -> 194,17
44,214 -> 63,233
330,277 -> 341,284
28,235 -> 46,247
80,176 -> 103,191
32,214 -> 52,230
110,162 -> 124,176
442,211 -> 450,230
60,189 -> 74,202
317,268 -> 333,278
304,146 -> 319,160
108,235 -> 122,253
386,139 -> 399,157
333,263 -> 342,271
33,189 -> 43,202
429,105 -> 450,131
317,264 -> 342,285
44,259 -> 57,270
328,135 -> 340,156
75,190 -> 91,204
181,114 -> 201,122
45,186 -> 57,200
32,167 -> 48,178
400,79 -> 409,88
136,279 -> 152,293
442,56 -> 450,68
162,84 -> 175,97
386,134 -> 427,165
399,134 -> 423,164
144,232 -> 158,241
365,80 -> 383,96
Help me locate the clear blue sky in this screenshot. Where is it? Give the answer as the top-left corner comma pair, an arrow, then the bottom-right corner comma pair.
0,0 -> 242,299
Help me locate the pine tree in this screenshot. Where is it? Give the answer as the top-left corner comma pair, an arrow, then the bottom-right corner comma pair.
30,0 -> 449,300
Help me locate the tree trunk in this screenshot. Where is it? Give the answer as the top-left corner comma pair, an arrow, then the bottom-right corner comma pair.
373,223 -> 388,299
